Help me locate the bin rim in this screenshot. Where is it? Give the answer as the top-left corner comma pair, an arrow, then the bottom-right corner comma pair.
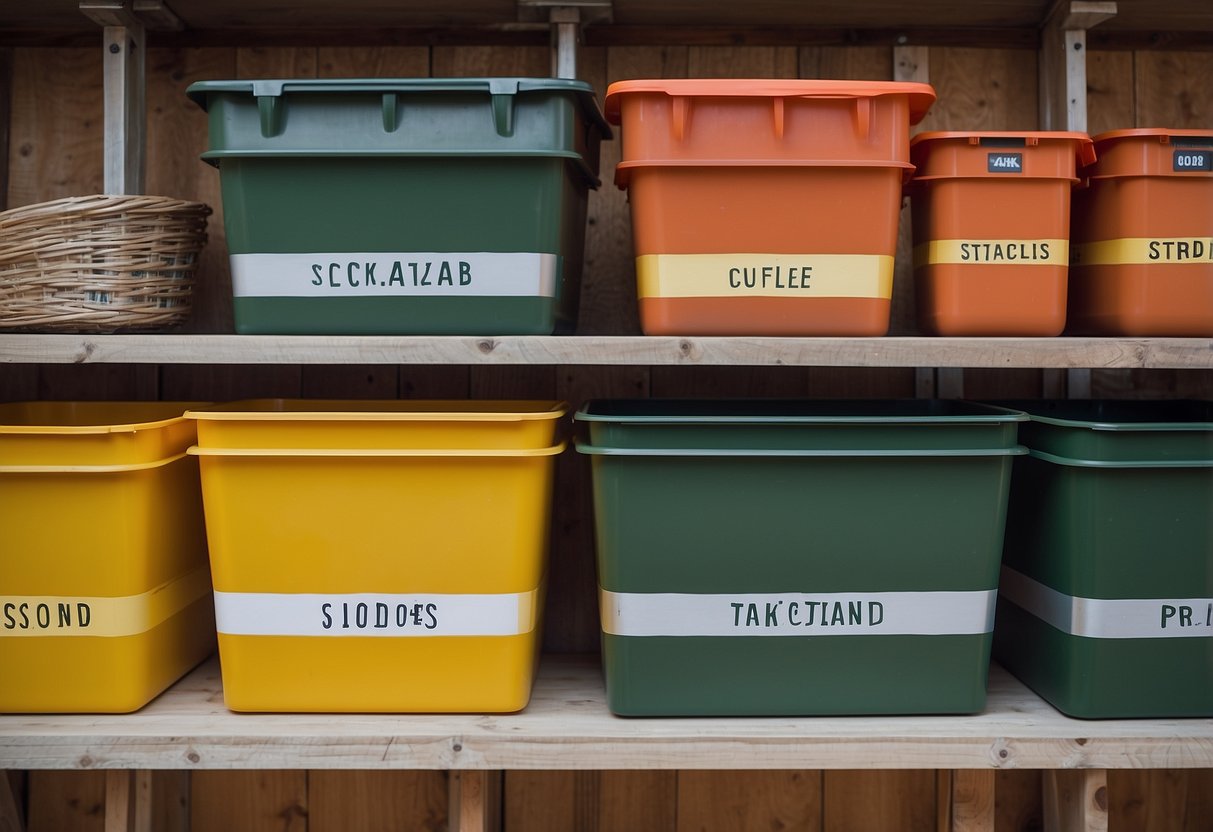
1090,127 -> 1213,144
614,158 -> 914,189
910,131 -> 1096,168
1027,448 -> 1213,469
991,399 -> 1213,432
575,441 -> 1027,458
186,76 -> 611,135
604,79 -> 936,125
187,442 -> 566,458
0,451 -> 190,474
0,401 -> 206,435
574,398 -> 1028,426
185,399 -> 567,422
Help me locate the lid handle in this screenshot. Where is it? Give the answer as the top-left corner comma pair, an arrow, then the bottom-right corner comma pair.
672,96 -> 691,142
382,93 -> 400,133
257,96 -> 283,138
854,97 -> 871,141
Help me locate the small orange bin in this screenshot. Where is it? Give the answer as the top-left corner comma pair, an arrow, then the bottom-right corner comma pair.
605,80 -> 936,336
1069,129 -> 1213,336
908,132 -> 1095,336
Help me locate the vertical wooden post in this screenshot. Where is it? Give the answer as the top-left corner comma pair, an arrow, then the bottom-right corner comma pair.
1043,770 -> 1109,832
1039,1 -> 1116,400
104,770 -> 153,832
894,45 -> 944,399
80,1 -> 151,195
551,7 -> 580,79
937,770 -> 995,832
449,771 -> 504,832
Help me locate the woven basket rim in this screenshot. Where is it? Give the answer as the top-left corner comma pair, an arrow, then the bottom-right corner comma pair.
0,194 -> 212,228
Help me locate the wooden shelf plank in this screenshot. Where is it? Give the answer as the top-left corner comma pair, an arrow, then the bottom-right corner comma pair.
1,335 -> 1212,369
1,657 -> 1211,772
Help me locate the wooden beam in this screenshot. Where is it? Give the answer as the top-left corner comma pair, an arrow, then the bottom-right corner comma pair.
938,770 -> 995,832
1043,770 -> 1109,832
449,771 -> 503,832
101,20 -> 146,194
131,0 -> 183,31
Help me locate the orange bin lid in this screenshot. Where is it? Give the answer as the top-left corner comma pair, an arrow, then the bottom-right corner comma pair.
604,79 -> 936,126
1085,128 -> 1213,178
909,131 -> 1096,182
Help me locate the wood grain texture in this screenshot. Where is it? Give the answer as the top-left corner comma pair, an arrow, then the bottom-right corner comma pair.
9,659 -> 1210,772
677,770 -> 822,832
151,771 -> 189,832
309,770 -> 446,831
939,769 -> 994,832
1084,50 -> 1134,135
823,770 -> 936,832
7,48 -> 102,208
915,48 -> 1037,133
1043,770 -> 1108,832
1133,50 -> 1213,128
449,771 -> 502,832
27,772 -> 105,832
6,335 -> 1211,368
190,771 -> 306,832
144,47 -> 234,335
995,769 -> 1042,832
35,364 -> 158,400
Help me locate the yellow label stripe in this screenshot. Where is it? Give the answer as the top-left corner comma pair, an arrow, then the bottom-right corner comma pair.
912,240 -> 1069,269
1071,238 -> 1213,266
636,254 -> 893,300
0,567 -> 212,638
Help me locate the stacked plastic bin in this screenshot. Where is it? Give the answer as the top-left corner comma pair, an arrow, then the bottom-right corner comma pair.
0,402 -> 215,712
577,399 -> 1026,716
187,400 -> 565,712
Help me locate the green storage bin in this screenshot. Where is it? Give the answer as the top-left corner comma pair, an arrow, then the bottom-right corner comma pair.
994,400 -> 1213,719
575,400 -> 1026,716
187,78 -> 611,335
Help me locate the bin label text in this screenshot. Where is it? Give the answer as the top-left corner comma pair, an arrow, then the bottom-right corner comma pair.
999,566 -> 1213,639
635,254 -> 894,299
987,153 -> 1023,173
914,239 -> 1067,268
1174,150 -> 1212,172
213,590 -> 539,637
0,567 -> 212,638
1071,237 -> 1213,266
599,589 -> 996,637
229,252 -> 557,298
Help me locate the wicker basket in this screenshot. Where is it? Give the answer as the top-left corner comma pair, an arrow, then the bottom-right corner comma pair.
0,194 -> 211,333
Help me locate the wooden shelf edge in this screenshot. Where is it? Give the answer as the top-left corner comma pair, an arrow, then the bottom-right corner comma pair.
1,656 -> 1210,772
2,335 -> 1212,369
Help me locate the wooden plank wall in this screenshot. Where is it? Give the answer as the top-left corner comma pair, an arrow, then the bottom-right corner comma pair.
3,38 -> 1211,832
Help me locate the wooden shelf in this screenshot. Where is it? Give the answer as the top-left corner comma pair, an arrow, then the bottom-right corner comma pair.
2,655 -> 1211,771
2,334 -> 1212,368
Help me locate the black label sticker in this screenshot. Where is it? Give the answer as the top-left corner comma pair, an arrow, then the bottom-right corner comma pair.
1174,150 -> 1212,172
988,153 -> 1023,173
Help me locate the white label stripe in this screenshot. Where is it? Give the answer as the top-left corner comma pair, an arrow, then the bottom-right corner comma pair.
999,566 -> 1213,640
600,589 -> 996,637
213,590 -> 538,637
230,252 -> 557,298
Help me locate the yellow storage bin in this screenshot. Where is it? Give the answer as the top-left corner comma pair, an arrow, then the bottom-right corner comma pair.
0,402 -> 215,713
185,399 -> 566,450
188,400 -> 565,713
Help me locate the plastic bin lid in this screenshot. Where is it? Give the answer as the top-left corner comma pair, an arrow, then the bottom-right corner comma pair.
187,77 -> 611,135
184,399 -> 566,422
604,79 -> 936,126
996,399 -> 1213,431
575,399 -> 1026,425
911,131 -> 1096,166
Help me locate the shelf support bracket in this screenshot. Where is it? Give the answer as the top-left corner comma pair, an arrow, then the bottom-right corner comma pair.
80,1 -> 183,195
1039,1 -> 1116,400
518,0 -> 612,79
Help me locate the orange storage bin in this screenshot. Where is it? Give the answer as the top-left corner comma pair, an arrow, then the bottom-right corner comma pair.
1069,129 -> 1213,336
908,132 -> 1095,336
605,80 -> 936,336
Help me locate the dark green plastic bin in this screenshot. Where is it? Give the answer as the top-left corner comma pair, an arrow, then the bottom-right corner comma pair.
187,79 -> 611,335
994,400 -> 1213,719
575,400 -> 1026,717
